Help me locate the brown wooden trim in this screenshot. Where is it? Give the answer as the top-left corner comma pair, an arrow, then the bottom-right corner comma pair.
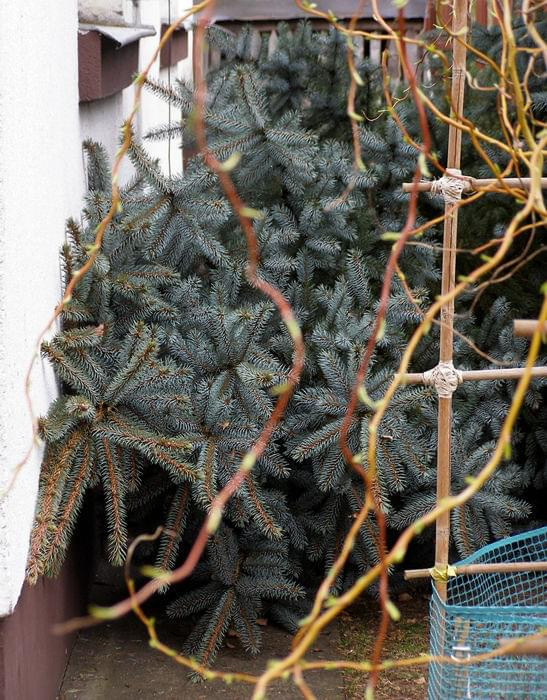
78,25 -> 155,103
0,532 -> 90,700
217,17 -> 423,33
160,24 -> 189,69
475,0 -> 489,25
78,30 -> 140,102
423,0 -> 436,30
200,0 -> 427,21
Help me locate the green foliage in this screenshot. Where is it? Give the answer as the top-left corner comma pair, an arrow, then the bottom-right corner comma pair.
29,18 -> 545,665
28,321 -> 196,580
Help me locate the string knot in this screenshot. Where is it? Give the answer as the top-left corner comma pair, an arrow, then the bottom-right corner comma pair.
422,361 -> 463,398
430,168 -> 466,204
430,564 -> 457,582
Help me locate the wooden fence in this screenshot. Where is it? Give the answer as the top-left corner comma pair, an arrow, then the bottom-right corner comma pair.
194,0 -> 493,84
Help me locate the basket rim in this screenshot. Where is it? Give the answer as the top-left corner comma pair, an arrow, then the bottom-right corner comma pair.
430,592 -> 547,619
455,526 -> 547,567
429,526 -> 547,616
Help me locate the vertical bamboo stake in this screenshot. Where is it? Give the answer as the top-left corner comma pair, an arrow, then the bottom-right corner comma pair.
435,0 -> 469,601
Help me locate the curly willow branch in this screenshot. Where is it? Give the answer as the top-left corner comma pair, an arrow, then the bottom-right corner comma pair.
51,3 -> 546,698
266,139 -> 547,695
124,531 -> 547,694
252,7 -> 547,700
251,270 -> 547,700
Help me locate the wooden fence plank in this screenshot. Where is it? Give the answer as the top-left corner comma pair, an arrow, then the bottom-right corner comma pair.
198,0 -> 427,22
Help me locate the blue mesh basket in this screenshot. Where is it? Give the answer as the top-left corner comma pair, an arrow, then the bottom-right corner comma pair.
428,527 -> 547,699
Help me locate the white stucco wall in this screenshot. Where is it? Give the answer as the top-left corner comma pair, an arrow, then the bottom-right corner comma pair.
80,0 -> 193,182
0,0 -> 195,615
138,0 -> 193,176
0,0 -> 84,615
80,92 -> 137,185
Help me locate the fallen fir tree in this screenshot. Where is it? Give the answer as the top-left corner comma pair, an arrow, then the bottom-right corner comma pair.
27,21 -> 545,666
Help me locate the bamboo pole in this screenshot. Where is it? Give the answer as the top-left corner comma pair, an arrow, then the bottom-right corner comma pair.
397,0 -> 547,624
401,176 -> 547,192
399,366 -> 547,384
434,0 -> 469,602
499,638 -> 547,658
514,319 -> 547,338
404,561 -> 547,579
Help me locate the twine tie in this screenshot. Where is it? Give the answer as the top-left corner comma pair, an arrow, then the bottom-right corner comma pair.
430,167 -> 466,204
422,361 -> 463,398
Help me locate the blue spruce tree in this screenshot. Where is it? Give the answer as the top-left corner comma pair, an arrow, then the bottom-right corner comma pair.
28,19 -> 545,665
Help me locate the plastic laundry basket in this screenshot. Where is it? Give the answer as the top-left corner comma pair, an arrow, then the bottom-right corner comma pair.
428,526 -> 547,699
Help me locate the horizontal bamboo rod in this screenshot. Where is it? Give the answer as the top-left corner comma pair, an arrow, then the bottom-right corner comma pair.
514,319 -> 547,338
404,561 -> 547,580
401,177 -> 547,193
398,366 -> 547,385
500,638 -> 547,658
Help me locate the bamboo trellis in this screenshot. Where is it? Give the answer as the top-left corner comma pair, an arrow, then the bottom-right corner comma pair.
398,0 -> 547,591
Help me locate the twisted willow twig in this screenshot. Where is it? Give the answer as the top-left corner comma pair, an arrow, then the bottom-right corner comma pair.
252,287 -> 547,699
53,4 -> 547,699
124,529 -> 258,684
252,7 -> 547,698
123,529 -> 547,694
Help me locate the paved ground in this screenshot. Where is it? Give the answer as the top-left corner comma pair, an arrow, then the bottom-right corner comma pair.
59,604 -> 343,699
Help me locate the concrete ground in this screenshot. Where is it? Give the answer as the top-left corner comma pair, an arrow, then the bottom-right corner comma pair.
59,607 -> 344,699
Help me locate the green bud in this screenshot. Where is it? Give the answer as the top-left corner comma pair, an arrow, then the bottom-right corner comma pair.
348,110 -> 364,122
219,152 -> 242,172
385,599 -> 401,621
207,506 -> 223,533
240,207 -> 264,220
241,452 -> 256,473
